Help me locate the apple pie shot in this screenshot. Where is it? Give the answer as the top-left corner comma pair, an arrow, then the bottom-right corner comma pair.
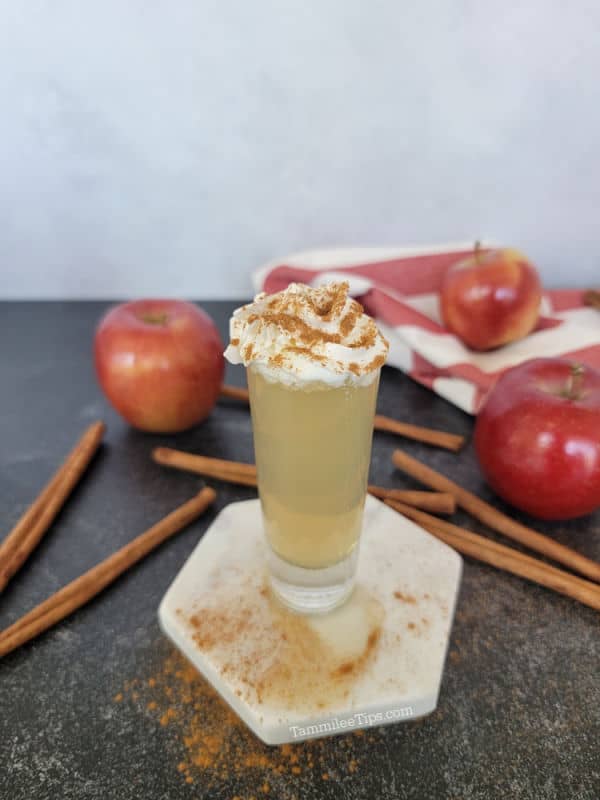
225,282 -> 388,613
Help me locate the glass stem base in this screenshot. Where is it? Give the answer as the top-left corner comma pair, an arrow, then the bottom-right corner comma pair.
267,546 -> 359,614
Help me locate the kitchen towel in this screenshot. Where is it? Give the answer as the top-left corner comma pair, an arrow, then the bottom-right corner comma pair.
253,243 -> 600,413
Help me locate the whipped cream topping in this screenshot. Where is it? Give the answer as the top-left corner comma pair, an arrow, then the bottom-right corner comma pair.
224,282 -> 389,387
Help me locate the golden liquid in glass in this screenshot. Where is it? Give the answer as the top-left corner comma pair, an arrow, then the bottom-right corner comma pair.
247,367 -> 379,569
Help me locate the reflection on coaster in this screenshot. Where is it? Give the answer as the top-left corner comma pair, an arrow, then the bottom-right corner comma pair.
158,496 -> 462,745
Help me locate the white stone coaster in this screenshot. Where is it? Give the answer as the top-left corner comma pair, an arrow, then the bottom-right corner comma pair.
158,496 -> 462,745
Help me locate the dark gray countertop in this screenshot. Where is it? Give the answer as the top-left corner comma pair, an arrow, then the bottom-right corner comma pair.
0,301 -> 598,800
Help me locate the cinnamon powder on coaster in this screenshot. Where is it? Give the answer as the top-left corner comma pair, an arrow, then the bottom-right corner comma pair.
183,579 -> 383,712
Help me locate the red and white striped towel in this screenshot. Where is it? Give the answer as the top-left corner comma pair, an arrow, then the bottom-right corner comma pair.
253,243 -> 600,414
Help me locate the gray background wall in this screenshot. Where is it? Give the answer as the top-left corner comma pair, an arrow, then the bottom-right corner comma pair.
0,1 -> 598,299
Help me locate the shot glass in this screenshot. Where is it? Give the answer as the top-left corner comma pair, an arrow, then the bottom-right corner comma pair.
247,364 -> 381,613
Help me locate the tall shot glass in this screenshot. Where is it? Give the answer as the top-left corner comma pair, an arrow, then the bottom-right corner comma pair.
247,365 -> 381,613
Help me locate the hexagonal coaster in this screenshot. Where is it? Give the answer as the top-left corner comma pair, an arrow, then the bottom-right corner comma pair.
158,496 -> 462,745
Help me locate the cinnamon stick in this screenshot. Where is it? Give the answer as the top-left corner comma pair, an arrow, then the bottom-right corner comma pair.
220,385 -> 250,402
155,448 -> 256,477
152,448 -> 456,514
0,487 -> 216,659
385,499 -> 600,612
0,421 -> 106,594
0,460 -> 65,567
367,486 -> 455,514
392,448 -> 600,583
219,384 -> 465,452
373,415 -> 465,452
153,448 -> 258,487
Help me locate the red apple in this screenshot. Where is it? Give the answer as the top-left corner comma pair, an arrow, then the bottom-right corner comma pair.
440,247 -> 542,351
475,358 -> 600,520
94,299 -> 224,433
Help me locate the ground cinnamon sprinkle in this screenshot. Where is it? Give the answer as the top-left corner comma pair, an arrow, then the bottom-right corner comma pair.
394,591 -> 417,604
364,354 -> 386,371
116,648 -> 375,793
259,311 -> 343,348
233,282 -> 387,379
183,579 -> 383,713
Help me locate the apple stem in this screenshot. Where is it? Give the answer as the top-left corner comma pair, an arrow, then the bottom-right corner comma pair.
474,240 -> 482,265
139,312 -> 169,326
564,363 -> 585,401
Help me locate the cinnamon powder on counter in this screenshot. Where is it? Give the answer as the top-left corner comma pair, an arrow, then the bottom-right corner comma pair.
115,579 -> 385,792
117,649 -> 375,792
